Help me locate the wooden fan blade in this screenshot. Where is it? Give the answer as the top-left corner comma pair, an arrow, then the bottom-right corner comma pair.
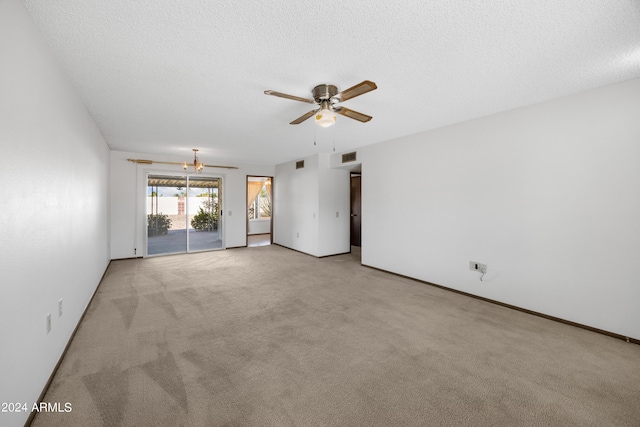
290,109 -> 318,125
264,90 -> 315,104
334,107 -> 372,123
335,80 -> 377,102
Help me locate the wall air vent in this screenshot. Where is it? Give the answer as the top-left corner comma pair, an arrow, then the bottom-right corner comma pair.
295,160 -> 304,169
342,152 -> 357,163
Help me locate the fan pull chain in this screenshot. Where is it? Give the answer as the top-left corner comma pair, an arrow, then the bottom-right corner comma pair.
333,122 -> 336,152
314,125 -> 317,146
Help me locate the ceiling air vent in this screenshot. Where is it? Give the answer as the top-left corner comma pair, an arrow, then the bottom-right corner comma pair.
295,160 -> 304,169
342,151 -> 357,163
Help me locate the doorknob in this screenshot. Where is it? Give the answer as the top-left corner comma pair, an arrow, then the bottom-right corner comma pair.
350,214 -> 358,217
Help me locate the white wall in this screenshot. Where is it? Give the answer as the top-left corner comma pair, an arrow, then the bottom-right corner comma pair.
360,78 -> 640,339
110,150 -> 274,258
146,197 -> 210,216
248,218 -> 271,235
274,153 -> 350,257
318,154 -> 350,256
0,1 -> 111,426
274,154 -> 320,254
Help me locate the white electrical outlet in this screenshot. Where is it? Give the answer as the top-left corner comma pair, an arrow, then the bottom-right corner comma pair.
46,313 -> 51,333
469,261 -> 487,272
297,232 -> 299,238
58,298 -> 63,317
336,211 -> 339,218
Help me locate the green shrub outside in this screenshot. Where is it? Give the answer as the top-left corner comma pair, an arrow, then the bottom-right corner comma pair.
148,213 -> 172,236
191,199 -> 218,231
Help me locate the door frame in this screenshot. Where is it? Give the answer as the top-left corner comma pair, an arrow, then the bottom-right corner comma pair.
350,173 -> 362,247
246,175 -> 274,247
144,171 -> 226,257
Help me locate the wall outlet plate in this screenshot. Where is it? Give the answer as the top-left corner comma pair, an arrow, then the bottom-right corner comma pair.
469,261 -> 487,272
58,298 -> 63,317
46,313 -> 51,333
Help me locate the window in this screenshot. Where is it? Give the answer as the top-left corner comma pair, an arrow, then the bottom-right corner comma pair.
248,184 -> 271,220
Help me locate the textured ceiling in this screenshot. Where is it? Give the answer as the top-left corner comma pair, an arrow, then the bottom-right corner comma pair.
21,0 -> 640,165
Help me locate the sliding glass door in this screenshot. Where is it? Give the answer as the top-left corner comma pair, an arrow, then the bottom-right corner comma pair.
147,174 -> 222,256
147,175 -> 188,255
187,177 -> 222,252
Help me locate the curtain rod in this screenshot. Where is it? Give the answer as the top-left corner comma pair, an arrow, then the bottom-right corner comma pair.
127,158 -> 239,170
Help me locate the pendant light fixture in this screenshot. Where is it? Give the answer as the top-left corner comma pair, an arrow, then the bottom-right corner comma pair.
183,149 -> 205,174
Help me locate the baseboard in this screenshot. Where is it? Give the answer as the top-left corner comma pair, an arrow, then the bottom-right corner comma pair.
273,243 -> 350,259
318,251 -> 352,259
25,260 -> 112,427
362,263 -> 640,346
273,243 -> 318,257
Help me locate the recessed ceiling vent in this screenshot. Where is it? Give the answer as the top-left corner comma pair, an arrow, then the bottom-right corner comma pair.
342,152 -> 357,163
295,160 -> 305,169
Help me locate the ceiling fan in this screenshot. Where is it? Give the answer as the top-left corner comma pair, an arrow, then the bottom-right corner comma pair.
264,80 -> 377,127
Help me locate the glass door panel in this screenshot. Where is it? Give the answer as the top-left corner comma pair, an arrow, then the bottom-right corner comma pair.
147,175 -> 188,255
187,177 -> 222,252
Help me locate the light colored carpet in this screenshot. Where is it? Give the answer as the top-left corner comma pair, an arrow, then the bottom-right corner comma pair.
32,245 -> 640,426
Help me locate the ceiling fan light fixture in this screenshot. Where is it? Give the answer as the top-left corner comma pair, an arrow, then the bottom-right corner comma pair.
265,80 -> 376,126
315,108 -> 336,128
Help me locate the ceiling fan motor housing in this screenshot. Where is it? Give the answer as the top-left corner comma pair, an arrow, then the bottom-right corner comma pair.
313,84 -> 338,103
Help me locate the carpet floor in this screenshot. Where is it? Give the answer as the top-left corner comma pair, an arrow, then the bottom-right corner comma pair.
32,245 -> 640,426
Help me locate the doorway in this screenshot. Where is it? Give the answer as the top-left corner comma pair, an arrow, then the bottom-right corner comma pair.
350,173 -> 361,247
147,174 -> 223,256
247,176 -> 272,247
